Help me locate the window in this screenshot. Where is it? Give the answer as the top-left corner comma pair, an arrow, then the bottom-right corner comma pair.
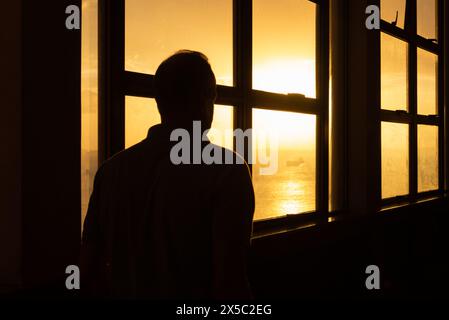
253,0 -> 316,97
81,0 -> 98,227
207,105 -> 235,150
125,97 -> 160,148
417,48 -> 437,115
380,33 -> 407,111
417,0 -> 437,40
380,0 -> 442,203
250,0 -> 324,221
381,122 -> 409,198
125,0 -> 233,86
381,0 -> 406,29
98,0 -> 328,228
417,124 -> 439,192
252,109 -> 316,220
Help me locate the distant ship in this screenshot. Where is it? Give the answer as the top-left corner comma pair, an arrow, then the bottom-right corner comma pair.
286,157 -> 304,167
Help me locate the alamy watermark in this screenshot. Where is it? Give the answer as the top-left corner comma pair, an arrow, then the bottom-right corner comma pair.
365,265 -> 381,290
65,5 -> 80,30
365,5 -> 380,30
65,265 -> 80,290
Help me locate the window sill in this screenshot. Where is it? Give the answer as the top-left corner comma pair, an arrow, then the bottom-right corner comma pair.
251,193 -> 448,240
252,212 -> 325,239
379,192 -> 448,214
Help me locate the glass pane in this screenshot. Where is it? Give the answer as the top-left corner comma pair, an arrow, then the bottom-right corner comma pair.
125,97 -> 161,149
252,109 -> 316,220
253,0 -> 316,98
81,0 -> 98,227
417,0 -> 437,40
381,0 -> 406,29
381,33 -> 408,111
418,125 -> 439,192
208,105 -> 234,150
125,97 -> 233,150
381,122 -> 409,198
125,0 -> 233,86
417,48 -> 437,115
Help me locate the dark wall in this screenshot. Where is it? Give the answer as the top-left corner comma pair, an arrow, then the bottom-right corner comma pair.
21,0 -> 81,289
0,0 -> 82,292
249,199 -> 449,299
0,0 -> 23,293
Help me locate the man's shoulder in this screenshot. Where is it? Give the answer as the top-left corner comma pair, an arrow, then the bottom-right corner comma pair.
208,144 -> 249,165
97,140 -> 151,174
97,141 -> 251,181
207,144 -> 252,179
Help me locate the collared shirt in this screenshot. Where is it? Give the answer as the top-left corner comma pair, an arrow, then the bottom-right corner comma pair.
82,124 -> 255,299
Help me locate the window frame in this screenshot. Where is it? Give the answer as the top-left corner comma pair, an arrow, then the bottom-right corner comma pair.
98,0 -> 330,232
380,0 -> 445,206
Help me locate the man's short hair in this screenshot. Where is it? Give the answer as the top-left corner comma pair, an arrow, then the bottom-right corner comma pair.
154,50 -> 216,117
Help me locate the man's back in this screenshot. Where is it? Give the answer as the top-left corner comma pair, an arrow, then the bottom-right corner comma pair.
82,124 -> 255,299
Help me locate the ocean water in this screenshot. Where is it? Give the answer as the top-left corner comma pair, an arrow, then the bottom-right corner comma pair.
252,150 -> 316,220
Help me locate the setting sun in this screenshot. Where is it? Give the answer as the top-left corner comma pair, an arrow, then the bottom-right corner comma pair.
253,58 -> 316,98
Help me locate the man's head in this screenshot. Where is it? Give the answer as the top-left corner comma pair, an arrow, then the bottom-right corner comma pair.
154,50 -> 217,129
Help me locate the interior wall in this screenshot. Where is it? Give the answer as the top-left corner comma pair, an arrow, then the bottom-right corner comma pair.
0,0 -> 23,293
20,0 -> 81,289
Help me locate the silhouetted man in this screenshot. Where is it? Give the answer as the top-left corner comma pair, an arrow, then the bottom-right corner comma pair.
81,50 -> 255,299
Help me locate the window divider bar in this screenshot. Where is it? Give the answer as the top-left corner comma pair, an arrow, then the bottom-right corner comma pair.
250,90 -> 319,114
437,0 -> 445,192
380,112 -> 440,125
444,0 -> 449,192
380,109 -> 413,123
316,0 -> 330,218
367,0 -> 382,212
123,71 -> 155,98
415,114 -> 440,125
329,0 -> 349,213
216,86 -> 243,106
408,0 -> 418,201
416,189 -> 442,198
233,0 -> 252,165
380,21 -> 439,54
98,0 -> 125,163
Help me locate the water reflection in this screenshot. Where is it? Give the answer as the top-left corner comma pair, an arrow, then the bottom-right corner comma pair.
253,109 -> 316,220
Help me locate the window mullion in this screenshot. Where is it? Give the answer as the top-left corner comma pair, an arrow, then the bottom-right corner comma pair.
99,0 -> 125,163
316,0 -> 329,217
437,0 -> 445,193
234,0 -> 252,164
408,0 -> 418,199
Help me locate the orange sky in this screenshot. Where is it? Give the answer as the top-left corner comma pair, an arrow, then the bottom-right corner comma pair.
83,0 -> 438,150
123,0 -> 317,148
